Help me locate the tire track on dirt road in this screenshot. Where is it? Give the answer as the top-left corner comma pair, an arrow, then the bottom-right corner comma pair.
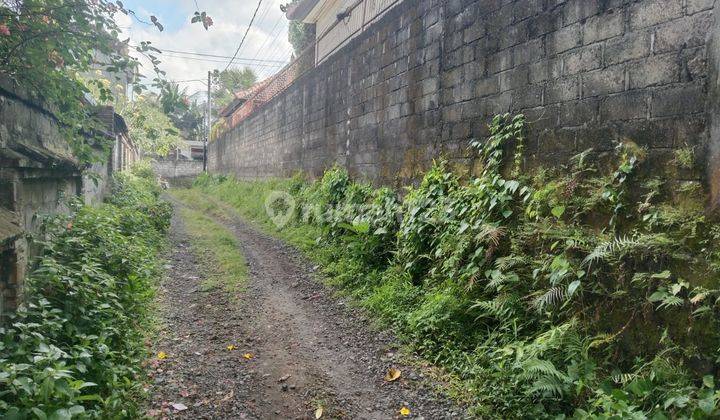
149,197 -> 467,419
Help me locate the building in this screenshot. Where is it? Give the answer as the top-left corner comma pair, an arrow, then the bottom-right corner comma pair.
151,138 -> 205,185
286,0 -> 403,64
0,79 -> 137,318
217,78 -> 277,127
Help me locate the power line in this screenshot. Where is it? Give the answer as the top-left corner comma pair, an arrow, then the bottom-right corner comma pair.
257,38 -> 292,78
234,0 -> 275,60
161,53 -> 287,68
169,78 -> 206,83
224,0 -> 264,72
129,44 -> 287,63
261,24 -> 292,63
251,0 -> 276,39
152,48 -> 287,63
251,19 -> 287,62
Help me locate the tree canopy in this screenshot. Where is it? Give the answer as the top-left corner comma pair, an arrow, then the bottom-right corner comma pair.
212,68 -> 257,114
0,0 -> 212,161
117,95 -> 182,157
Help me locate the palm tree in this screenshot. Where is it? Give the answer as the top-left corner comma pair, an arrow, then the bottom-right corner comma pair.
159,82 -> 188,116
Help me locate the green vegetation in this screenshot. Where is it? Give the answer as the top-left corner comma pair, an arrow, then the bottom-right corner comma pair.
0,170 -> 171,418
0,1 -> 212,163
191,114 -> 720,418
172,189 -> 248,295
117,95 -> 184,157
211,68 -> 258,115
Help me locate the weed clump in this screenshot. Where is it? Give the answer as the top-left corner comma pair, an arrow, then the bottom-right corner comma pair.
195,114 -> 720,418
0,169 -> 171,418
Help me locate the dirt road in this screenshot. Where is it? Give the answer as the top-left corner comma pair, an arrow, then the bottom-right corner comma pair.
147,200 -> 466,419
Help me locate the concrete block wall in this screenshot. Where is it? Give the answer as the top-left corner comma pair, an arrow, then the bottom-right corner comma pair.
0,81 -> 110,317
152,159 -> 204,182
210,0 -> 719,196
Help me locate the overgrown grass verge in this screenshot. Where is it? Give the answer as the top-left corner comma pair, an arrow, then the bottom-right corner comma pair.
181,177 -> 323,251
189,114 -> 720,418
0,169 -> 171,418
171,193 -> 248,295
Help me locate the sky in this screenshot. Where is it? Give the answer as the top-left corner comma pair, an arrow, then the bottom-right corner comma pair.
116,0 -> 293,96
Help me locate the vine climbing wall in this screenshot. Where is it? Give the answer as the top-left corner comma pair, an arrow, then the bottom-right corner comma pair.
211,0 -> 720,203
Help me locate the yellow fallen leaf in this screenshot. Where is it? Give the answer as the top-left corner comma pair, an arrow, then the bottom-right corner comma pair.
157,351 -> 167,360
384,368 -> 401,382
315,406 -> 324,419
243,353 -> 254,360
227,344 -> 237,351
399,406 -> 411,416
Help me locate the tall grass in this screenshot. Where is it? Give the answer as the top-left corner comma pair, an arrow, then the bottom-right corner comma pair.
187,114 -> 720,418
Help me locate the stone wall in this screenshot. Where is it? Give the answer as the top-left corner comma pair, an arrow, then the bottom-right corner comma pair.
0,80 -> 120,317
211,0 -> 718,197
152,159 -> 204,183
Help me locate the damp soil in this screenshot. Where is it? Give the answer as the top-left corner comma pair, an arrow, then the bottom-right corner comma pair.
147,198 -> 468,419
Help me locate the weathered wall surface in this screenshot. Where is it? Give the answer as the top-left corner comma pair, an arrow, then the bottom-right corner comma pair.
152,159 -> 204,182
211,0 -> 717,191
0,81 -> 116,317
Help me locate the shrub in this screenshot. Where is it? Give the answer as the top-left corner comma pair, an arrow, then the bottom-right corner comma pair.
0,173 -> 170,418
129,159 -> 156,180
194,113 -> 720,418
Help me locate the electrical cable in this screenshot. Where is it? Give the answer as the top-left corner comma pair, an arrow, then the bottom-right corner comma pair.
224,0 -> 264,72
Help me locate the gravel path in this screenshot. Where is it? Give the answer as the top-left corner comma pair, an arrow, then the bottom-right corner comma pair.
147,199 -> 467,419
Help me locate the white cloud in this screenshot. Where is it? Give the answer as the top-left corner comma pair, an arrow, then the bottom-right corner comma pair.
118,0 -> 293,96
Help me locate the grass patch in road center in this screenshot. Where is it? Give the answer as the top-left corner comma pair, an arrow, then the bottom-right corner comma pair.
177,205 -> 248,296
184,110 -> 720,419
172,185 -> 323,253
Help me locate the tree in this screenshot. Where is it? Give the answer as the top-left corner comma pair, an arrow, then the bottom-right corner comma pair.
174,102 -> 204,142
158,82 -> 204,142
0,0 -> 213,163
282,0 -> 315,56
117,96 -> 182,157
159,81 -> 189,116
288,20 -> 314,56
212,67 -> 257,114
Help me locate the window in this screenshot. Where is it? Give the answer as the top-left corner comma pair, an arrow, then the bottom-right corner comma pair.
190,147 -> 204,161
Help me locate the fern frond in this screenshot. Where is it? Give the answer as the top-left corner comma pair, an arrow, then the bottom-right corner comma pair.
612,372 -> 637,384
485,271 -> 520,291
495,255 -> 528,271
471,295 -> 517,321
528,377 -> 566,397
533,286 -> 566,311
518,358 -> 565,381
583,235 -> 642,267
583,234 -> 674,268
658,295 -> 684,309
476,224 -> 507,247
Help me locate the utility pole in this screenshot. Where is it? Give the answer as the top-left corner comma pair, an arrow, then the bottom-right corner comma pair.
204,70 -> 211,172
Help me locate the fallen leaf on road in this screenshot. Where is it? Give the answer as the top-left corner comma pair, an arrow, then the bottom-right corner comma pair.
227,344 -> 237,351
399,406 -> 411,416
157,351 -> 168,360
385,368 -> 401,382
171,403 -> 188,411
315,406 -> 324,419
243,353 -> 254,359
